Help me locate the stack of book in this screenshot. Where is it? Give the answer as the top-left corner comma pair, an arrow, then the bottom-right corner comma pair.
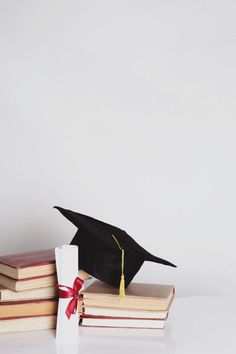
80,281 -> 175,329
0,249 -> 58,334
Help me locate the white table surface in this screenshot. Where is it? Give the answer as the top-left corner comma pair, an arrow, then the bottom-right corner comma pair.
0,296 -> 235,354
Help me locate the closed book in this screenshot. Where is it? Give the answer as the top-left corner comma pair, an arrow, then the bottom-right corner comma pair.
82,281 -> 175,311
80,316 -> 166,329
0,249 -> 90,281
0,273 -> 57,291
0,249 -> 56,280
0,299 -> 58,319
0,285 -> 57,302
0,315 -> 57,333
82,306 -> 168,319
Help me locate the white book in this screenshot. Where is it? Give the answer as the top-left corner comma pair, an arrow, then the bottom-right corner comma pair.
81,317 -> 166,329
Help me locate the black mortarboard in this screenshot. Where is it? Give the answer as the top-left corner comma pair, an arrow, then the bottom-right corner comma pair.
54,206 -> 176,295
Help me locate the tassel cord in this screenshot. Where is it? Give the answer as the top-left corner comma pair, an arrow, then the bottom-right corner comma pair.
112,234 -> 126,297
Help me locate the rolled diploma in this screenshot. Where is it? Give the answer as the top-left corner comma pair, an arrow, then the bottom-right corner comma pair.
55,245 -> 79,340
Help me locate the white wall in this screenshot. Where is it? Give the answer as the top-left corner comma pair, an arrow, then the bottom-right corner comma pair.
0,0 -> 236,297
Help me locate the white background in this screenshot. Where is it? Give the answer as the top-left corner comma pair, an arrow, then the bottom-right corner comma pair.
0,0 -> 236,297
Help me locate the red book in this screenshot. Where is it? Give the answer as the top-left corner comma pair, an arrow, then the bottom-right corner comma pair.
0,249 -> 56,280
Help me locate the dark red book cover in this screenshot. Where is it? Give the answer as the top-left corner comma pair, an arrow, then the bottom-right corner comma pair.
0,249 -> 55,269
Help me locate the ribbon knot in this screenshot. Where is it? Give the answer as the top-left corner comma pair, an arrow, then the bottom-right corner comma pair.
56,277 -> 84,319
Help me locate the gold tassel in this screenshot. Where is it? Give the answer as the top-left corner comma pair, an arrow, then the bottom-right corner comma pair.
112,234 -> 126,298
119,249 -> 125,297
119,274 -> 125,298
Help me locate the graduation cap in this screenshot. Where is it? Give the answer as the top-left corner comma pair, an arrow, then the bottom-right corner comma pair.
54,206 -> 176,297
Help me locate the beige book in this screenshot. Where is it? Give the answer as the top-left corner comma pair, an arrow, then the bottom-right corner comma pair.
82,281 -> 175,311
0,273 -> 57,291
0,315 -> 57,333
0,262 -> 56,280
0,286 -> 57,302
0,299 -> 58,319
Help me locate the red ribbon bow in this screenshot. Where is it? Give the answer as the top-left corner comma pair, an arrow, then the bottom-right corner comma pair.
56,277 -> 84,319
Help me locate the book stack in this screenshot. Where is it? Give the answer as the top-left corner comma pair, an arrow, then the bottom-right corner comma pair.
80,280 -> 175,329
0,249 -> 58,333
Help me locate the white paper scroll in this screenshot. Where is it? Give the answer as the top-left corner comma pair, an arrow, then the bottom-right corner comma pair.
55,245 -> 79,341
